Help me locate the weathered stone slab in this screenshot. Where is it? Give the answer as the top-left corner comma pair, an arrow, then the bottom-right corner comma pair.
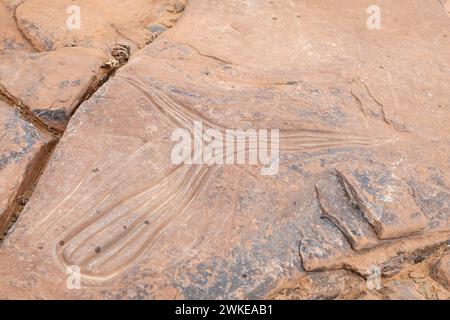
337,164 -> 428,240
379,280 -> 427,300
407,164 -> 450,231
0,2 -> 31,54
0,0 -> 449,300
268,270 -> 366,300
15,0 -> 185,53
431,251 -> 450,290
316,173 -> 379,250
299,200 -> 353,271
0,100 -> 54,234
0,47 -> 109,131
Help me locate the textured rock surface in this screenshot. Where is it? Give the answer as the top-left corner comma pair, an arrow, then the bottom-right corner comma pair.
15,0 -> 185,53
431,252 -> 450,290
268,270 -> 366,300
0,0 -> 449,300
337,163 -> 428,239
358,246 -> 450,300
0,1 -> 31,55
0,100 -> 54,235
316,173 -> 379,250
0,47 -> 109,131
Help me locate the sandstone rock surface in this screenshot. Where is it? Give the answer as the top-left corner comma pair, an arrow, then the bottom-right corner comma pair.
432,252 -> 450,290
0,0 -> 449,300
0,1 -> 31,55
0,47 -> 109,131
0,100 -> 54,235
15,0 -> 185,53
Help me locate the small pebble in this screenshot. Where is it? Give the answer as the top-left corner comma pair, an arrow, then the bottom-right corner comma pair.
147,24 -> 167,34
174,1 -> 185,13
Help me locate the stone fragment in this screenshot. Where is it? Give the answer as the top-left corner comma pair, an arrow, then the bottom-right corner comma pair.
173,0 -> 185,13
145,24 -> 167,43
0,100 -> 54,234
0,47 -> 109,131
316,173 -> 379,250
337,164 -> 428,240
146,24 -> 167,34
431,251 -> 450,290
407,165 -> 450,230
299,201 -> 352,271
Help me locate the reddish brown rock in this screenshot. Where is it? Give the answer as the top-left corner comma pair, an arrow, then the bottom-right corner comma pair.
444,0 -> 450,16
431,251 -> 450,290
0,1 -> 31,54
1,0 -> 26,10
316,173 -> 379,250
0,0 -> 449,300
0,100 -> 55,234
268,270 -> 366,300
378,281 -> 427,300
299,200 -> 352,271
0,47 -> 109,131
337,163 -> 428,240
15,0 -> 185,53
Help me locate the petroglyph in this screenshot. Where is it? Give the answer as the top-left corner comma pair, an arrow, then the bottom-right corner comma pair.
26,77 -> 393,279
1,0 -> 449,300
